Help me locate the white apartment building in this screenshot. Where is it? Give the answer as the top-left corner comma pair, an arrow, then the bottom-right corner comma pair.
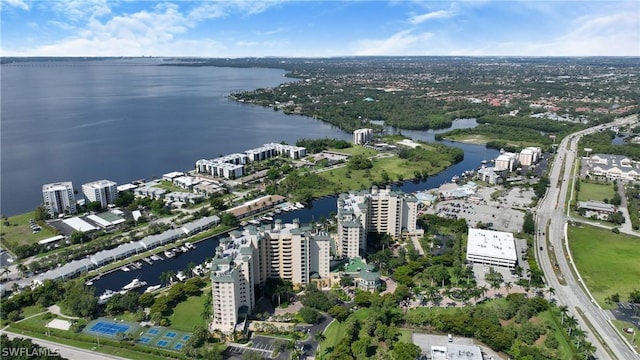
82,180 -> 118,208
518,147 -> 542,166
210,220 -> 330,334
195,144 -> 307,179
353,128 -> 373,145
336,186 -> 418,258
466,228 -> 517,268
42,181 -> 77,217
494,152 -> 518,171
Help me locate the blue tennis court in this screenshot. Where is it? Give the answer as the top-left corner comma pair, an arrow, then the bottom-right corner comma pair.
182,335 -> 190,341
138,337 -> 151,344
165,332 -> 177,338
156,340 -> 169,347
147,328 -> 160,335
87,321 -> 130,336
174,344 -> 183,350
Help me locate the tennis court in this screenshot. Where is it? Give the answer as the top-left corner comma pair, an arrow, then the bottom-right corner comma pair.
83,319 -> 138,338
137,326 -> 193,351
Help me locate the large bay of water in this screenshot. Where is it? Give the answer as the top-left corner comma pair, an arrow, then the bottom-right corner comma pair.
1,60 -> 349,215
0,59 -> 501,291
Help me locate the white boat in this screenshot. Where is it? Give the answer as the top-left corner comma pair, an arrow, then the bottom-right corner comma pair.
164,250 -> 175,258
142,257 -> 153,265
249,219 -> 260,225
98,289 -> 116,304
122,278 -> 147,291
132,262 -> 143,269
145,285 -> 162,293
180,245 -> 189,253
85,280 -> 94,286
295,202 -> 305,209
185,242 -> 195,250
121,266 -> 130,272
176,271 -> 187,282
262,215 -> 273,222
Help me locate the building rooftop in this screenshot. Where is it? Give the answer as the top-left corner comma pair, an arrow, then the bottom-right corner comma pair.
466,228 -> 517,261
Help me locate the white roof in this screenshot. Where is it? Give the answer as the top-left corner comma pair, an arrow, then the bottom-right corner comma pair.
87,214 -> 112,228
117,183 -> 138,192
38,235 -> 65,245
132,210 -> 142,221
62,217 -> 98,232
466,228 -> 517,261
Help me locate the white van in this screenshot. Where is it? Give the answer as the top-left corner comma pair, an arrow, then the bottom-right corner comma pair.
448,334 -> 453,342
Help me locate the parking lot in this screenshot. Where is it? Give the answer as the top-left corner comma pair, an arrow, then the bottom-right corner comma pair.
411,333 -> 504,359
428,185 -> 534,234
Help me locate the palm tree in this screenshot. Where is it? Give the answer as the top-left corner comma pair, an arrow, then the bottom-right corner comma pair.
565,315 -> 578,336
573,328 -> 587,349
559,305 -> 569,325
505,281 -> 513,294
548,287 -> 556,301
1,266 -> 10,281
160,271 -> 170,286
479,285 -> 489,300
313,330 -> 326,343
581,341 -> 596,360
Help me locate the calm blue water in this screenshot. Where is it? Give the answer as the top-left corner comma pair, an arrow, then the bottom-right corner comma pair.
1,60 -> 347,215
2,59 -> 499,292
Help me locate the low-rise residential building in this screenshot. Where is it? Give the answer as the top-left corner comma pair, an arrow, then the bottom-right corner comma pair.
466,228 -> 517,268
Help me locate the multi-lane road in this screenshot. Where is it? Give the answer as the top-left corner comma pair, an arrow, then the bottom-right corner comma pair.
536,114 -> 639,359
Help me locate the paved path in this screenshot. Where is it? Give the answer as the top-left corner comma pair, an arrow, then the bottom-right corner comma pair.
48,305 -> 80,320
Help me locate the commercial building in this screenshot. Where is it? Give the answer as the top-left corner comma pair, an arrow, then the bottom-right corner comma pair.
82,180 -> 118,209
494,152 -> 518,172
42,181 -> 77,217
466,228 -> 517,268
337,186 -> 418,258
353,128 -> 373,145
586,153 -> 640,182
518,147 -> 542,166
210,220 -> 330,334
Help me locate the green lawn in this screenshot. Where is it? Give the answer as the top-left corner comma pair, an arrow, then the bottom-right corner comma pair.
321,319 -> 346,351
576,181 -> 616,202
168,294 -> 208,332
154,180 -> 185,193
568,224 -> 640,307
1,211 -> 59,251
327,147 -> 377,157
611,320 -> 640,350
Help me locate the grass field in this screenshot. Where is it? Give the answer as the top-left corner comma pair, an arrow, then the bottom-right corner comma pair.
440,134 -> 541,149
568,224 -> 640,307
168,294 -> 208,332
577,181 -> 616,202
1,211 -> 59,251
611,320 -> 640,350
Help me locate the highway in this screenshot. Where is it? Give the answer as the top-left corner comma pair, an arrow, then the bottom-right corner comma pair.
535,114 -> 639,359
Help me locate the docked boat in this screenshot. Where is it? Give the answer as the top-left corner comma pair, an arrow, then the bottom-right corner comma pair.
85,280 -> 94,286
261,215 -> 273,222
142,257 -> 153,265
185,242 -> 195,250
122,278 -> 147,291
179,245 -> 189,253
164,250 -> 175,258
145,284 -> 162,293
295,202 -> 305,209
151,254 -> 163,261
120,266 -> 130,272
131,261 -> 143,270
249,219 -> 260,225
98,289 -> 116,304
176,271 -> 187,282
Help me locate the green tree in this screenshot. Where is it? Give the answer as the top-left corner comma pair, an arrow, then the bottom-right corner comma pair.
299,307 -> 322,324
392,342 -> 422,360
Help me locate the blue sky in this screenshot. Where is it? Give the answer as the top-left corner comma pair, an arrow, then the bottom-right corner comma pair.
1,0 -> 638,57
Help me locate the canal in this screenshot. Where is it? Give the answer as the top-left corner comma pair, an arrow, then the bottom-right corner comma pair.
92,119 -> 500,295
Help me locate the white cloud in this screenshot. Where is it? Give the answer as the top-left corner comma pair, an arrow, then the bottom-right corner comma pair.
408,9 -> 454,25
237,40 -> 259,47
352,30 -> 434,56
1,0 -> 29,11
50,0 -> 111,22
188,0 -> 284,21
48,20 -> 76,31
